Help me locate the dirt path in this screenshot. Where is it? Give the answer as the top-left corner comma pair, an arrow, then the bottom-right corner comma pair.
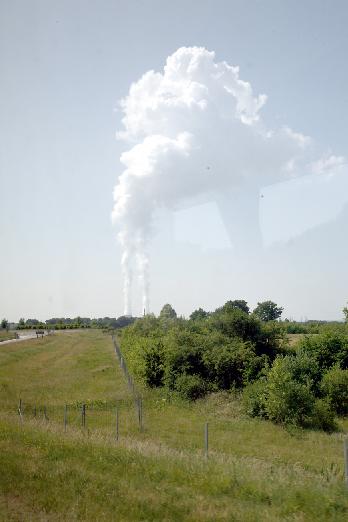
0,333 -> 46,346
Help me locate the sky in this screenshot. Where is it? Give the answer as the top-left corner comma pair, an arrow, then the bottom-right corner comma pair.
0,0 -> 347,322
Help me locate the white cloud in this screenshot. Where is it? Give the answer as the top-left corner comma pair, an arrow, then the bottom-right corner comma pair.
112,46 -> 342,315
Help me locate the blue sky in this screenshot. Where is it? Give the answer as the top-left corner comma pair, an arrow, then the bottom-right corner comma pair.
1,0 -> 347,321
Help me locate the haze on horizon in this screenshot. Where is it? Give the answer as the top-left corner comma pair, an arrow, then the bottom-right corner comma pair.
1,0 -> 347,323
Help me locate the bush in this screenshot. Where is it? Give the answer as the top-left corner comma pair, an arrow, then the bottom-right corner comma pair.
242,380 -> 268,418
254,320 -> 288,359
265,357 -> 315,426
282,350 -> 321,393
164,336 -> 207,389
284,322 -> 309,334
310,399 -> 337,432
208,308 -> 261,342
174,374 -> 208,401
203,339 -> 256,389
243,356 -> 338,432
143,343 -> 165,387
321,366 -> 348,415
298,332 -> 348,371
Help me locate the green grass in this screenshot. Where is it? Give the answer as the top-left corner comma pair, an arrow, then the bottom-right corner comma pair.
0,331 -> 16,342
0,330 -> 347,521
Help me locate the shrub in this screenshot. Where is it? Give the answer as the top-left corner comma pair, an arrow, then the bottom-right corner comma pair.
284,322 -> 309,334
283,350 -> 321,393
143,343 -> 165,387
298,332 -> 348,371
265,357 -> 315,426
310,399 -> 337,432
254,320 -> 288,359
242,380 -> 268,418
175,374 -> 208,401
164,338 -> 207,389
243,356 -> 338,432
203,339 -> 256,389
208,308 -> 261,342
321,366 -> 348,415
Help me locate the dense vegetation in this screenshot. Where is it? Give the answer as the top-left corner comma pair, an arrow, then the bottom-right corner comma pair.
120,301 -> 348,432
13,316 -> 135,330
0,330 -> 347,520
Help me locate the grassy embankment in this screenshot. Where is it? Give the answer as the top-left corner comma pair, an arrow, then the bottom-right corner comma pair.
0,330 -> 347,521
0,331 -> 16,342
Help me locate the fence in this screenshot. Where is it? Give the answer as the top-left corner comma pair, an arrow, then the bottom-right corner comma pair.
15,336 -> 144,436
112,334 -> 143,430
16,397 -> 141,438
14,335 -> 348,485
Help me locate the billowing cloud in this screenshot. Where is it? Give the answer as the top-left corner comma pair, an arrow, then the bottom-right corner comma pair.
112,46 -> 345,315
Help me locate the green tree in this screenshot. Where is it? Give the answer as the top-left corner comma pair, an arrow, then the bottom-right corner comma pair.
174,374 -> 208,401
220,300 -> 250,314
343,303 -> 348,322
209,307 -> 260,341
189,308 -> 208,321
1,318 -> 8,330
114,315 -> 136,329
265,357 -> 315,426
298,331 -> 348,371
142,343 -> 165,387
253,301 -> 283,322
321,366 -> 348,415
203,338 -> 256,389
159,304 -> 177,320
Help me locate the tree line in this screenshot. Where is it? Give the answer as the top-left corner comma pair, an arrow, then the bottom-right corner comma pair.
1,316 -> 135,331
2,300 -> 347,332
120,299 -> 348,432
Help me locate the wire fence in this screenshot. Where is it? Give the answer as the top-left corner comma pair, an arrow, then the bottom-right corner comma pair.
16,398 -> 143,438
112,334 -> 143,429
13,336 -> 348,486
15,336 -> 144,435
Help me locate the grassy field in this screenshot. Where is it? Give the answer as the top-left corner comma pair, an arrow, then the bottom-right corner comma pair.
0,331 -> 16,342
0,330 -> 347,521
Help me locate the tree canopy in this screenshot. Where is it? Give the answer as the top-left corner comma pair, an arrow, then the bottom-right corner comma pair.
159,304 -> 177,320
1,318 -> 8,330
253,301 -> 283,322
219,300 -> 250,314
189,308 -> 209,321
343,303 -> 348,322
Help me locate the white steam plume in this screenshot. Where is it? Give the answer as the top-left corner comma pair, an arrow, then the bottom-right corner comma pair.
112,46 -> 345,316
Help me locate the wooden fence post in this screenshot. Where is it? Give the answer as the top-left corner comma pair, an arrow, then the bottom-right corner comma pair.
136,397 -> 143,431
82,404 -> 86,428
140,398 -> 143,432
64,405 -> 68,432
344,438 -> 348,488
116,407 -> 119,441
18,399 -> 23,423
204,422 -> 209,458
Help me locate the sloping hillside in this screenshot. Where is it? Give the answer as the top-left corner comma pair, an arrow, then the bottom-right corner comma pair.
0,331 -> 347,521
